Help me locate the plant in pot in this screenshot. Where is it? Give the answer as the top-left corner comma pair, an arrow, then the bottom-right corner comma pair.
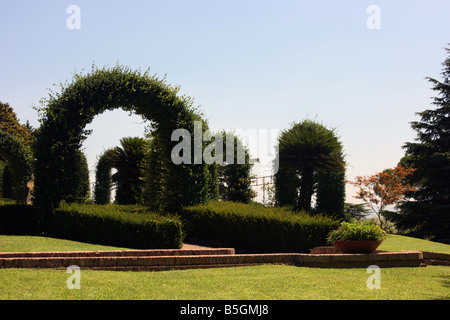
327,219 -> 387,253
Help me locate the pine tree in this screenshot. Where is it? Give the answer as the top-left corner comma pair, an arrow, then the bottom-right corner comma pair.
390,46 -> 450,243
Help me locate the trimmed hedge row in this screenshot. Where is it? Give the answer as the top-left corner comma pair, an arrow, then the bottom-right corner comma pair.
179,201 -> 340,253
0,203 -> 39,235
1,200 -> 338,253
48,203 -> 184,249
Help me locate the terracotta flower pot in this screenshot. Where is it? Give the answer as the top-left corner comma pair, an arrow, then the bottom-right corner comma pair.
332,240 -> 381,254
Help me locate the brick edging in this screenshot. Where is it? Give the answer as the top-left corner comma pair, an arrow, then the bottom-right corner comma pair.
0,249 -> 429,270
0,248 -> 235,258
299,251 -> 424,268
422,251 -> 450,266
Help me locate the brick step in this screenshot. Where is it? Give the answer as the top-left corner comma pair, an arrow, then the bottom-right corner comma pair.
303,250 -> 425,268
0,253 -> 296,270
422,251 -> 450,266
310,247 -> 450,266
0,248 -> 234,259
0,250 -> 426,270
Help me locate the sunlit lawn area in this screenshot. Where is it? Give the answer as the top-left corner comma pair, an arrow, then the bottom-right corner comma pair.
0,264 -> 448,300
0,234 -> 128,253
0,234 -> 449,300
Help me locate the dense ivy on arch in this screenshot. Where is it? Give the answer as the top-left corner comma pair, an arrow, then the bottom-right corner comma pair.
34,65 -> 212,212
0,130 -> 33,204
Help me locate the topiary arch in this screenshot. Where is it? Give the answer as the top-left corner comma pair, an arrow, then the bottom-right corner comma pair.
34,65 -> 212,212
0,130 -> 33,204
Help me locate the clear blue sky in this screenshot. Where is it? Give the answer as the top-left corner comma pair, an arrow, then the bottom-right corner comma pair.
1,1 -> 449,203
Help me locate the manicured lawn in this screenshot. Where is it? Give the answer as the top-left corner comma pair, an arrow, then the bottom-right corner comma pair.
0,234 -> 448,300
0,264 -> 448,300
0,235 -> 128,252
379,234 -> 450,254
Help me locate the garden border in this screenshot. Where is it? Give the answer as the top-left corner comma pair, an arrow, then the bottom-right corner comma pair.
0,248 -> 436,271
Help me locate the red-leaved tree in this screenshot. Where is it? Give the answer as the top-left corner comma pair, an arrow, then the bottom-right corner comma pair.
347,164 -> 416,229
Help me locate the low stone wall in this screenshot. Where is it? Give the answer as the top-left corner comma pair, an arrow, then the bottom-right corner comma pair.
0,248 -> 428,271
299,251 -> 424,268
0,248 -> 235,258
422,251 -> 450,266
310,247 -> 450,266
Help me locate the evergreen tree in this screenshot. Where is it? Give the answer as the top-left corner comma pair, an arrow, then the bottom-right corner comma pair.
1,165 -> 13,199
273,164 -> 299,209
0,101 -> 33,148
0,102 -> 34,200
94,149 -> 113,204
315,151 -> 346,220
65,150 -> 90,203
276,120 -> 345,212
217,131 -> 256,203
389,46 -> 450,243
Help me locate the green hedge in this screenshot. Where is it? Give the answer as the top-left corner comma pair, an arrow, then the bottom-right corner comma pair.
0,130 -> 33,204
33,65 -> 212,213
49,203 -> 184,249
179,201 -> 339,253
0,203 -> 39,235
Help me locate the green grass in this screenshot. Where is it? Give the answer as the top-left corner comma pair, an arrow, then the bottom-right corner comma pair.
0,235 -> 128,252
379,234 -> 450,254
0,265 -> 448,300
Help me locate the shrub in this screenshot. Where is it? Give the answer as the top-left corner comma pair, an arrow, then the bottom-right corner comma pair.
0,130 -> 33,204
49,202 -> 184,249
216,131 -> 256,203
179,201 -> 339,253
0,204 -> 39,235
65,151 -> 91,203
33,65 -> 212,213
315,152 -> 346,220
327,219 -> 387,243
94,149 -> 113,204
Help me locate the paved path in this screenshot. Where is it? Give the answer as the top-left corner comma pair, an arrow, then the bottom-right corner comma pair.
181,243 -> 217,250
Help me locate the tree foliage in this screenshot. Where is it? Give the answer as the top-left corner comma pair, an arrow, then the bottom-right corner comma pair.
1,164 -> 13,199
315,151 -> 346,220
388,46 -> 450,242
275,119 -> 345,212
0,102 -> 34,201
347,164 -> 416,229
217,131 -> 256,203
273,164 -> 299,209
94,149 -> 113,204
109,137 -> 149,205
0,101 -> 33,148
0,130 -> 33,203
344,203 -> 370,220
33,65 -> 212,212
67,150 -> 90,203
